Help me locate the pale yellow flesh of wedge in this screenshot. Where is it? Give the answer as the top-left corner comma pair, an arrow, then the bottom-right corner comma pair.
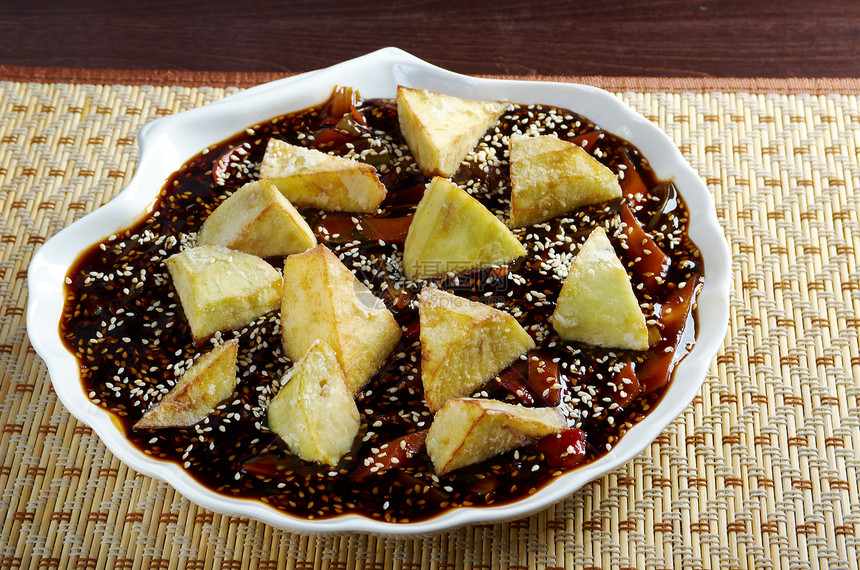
397,86 -> 509,177
402,177 -> 526,280
166,245 -> 282,344
509,134 -> 622,227
425,397 -> 566,475
551,227 -> 649,350
419,288 -> 535,413
197,179 -> 317,257
267,340 -> 360,466
135,339 -> 239,429
259,138 -> 386,213
280,244 -> 402,394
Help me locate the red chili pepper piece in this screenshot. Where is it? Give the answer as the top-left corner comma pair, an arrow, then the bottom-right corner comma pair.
350,104 -> 368,127
638,276 -> 701,393
351,430 -> 428,480
402,317 -> 420,340
495,362 -> 542,406
528,353 -> 562,407
619,150 -> 649,209
360,216 -> 413,244
532,428 -> 587,469
637,351 -> 674,395
242,451 -> 325,478
242,454 -> 281,478
611,360 -> 641,408
315,215 -> 414,245
314,216 -> 356,243
619,200 -> 671,294
660,276 -> 701,338
380,286 -> 411,311
568,130 -> 603,153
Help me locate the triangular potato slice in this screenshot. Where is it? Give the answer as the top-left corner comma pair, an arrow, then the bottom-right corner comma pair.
166,245 -> 282,344
509,134 -> 622,227
259,138 -> 386,213
134,339 -> 239,429
397,86 -> 509,177
281,244 -> 402,394
197,179 -> 317,257
551,227 -> 649,349
425,397 -> 565,475
402,177 -> 526,280
419,288 -> 535,412
267,340 -> 360,466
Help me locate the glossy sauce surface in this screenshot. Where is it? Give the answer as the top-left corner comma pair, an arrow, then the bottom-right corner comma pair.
61,91 -> 702,522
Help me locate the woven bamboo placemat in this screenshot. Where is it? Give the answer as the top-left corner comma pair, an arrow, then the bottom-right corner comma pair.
1,74 -> 858,569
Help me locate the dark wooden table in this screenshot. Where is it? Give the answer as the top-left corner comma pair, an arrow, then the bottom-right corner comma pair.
1,0 -> 859,77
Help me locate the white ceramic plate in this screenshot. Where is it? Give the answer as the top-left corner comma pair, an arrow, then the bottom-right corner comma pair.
27,47 -> 731,536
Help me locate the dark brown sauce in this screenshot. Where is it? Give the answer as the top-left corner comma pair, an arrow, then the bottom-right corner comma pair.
60,92 -> 702,523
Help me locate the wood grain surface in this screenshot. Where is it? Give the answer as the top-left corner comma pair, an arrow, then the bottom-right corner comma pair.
1,0 -> 858,77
